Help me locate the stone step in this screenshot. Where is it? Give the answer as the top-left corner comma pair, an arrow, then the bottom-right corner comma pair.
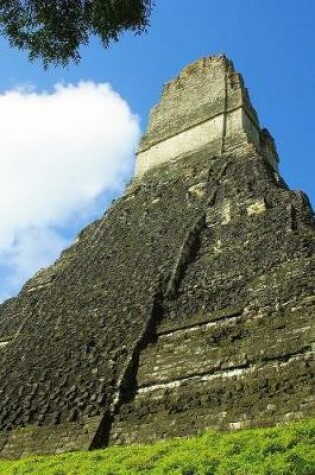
109,355 -> 314,445
137,307 -> 312,388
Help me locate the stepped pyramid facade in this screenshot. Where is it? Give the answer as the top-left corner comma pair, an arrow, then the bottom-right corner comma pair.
0,56 -> 314,459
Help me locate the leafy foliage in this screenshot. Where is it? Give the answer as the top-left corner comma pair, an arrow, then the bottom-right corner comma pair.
0,419 -> 314,474
0,0 -> 153,66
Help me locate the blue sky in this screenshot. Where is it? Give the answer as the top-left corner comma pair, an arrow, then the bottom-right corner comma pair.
0,0 -> 314,299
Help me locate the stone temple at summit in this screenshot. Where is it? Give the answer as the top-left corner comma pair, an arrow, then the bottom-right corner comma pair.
0,55 -> 314,459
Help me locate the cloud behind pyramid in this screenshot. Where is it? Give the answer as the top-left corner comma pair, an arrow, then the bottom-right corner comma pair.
0,81 -> 140,301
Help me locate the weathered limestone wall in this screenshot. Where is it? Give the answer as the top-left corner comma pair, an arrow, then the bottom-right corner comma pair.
135,108 -> 262,177
0,55 -> 313,458
110,153 -> 314,445
135,56 -> 278,177
0,418 -> 100,459
0,149 -> 222,458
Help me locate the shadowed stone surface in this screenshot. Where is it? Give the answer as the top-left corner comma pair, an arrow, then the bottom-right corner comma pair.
0,55 -> 314,458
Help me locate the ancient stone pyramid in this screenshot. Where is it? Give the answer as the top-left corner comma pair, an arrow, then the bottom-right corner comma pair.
0,55 -> 314,459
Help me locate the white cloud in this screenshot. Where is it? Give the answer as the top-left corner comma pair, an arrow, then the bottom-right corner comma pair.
0,82 -> 140,301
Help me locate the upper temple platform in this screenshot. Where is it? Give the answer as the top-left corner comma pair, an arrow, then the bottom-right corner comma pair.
135,55 -> 279,177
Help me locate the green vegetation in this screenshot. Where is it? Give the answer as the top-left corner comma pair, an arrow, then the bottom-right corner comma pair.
0,420 -> 314,475
0,0 -> 153,67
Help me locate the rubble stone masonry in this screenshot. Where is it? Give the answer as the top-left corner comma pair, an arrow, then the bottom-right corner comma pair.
0,56 -> 313,458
